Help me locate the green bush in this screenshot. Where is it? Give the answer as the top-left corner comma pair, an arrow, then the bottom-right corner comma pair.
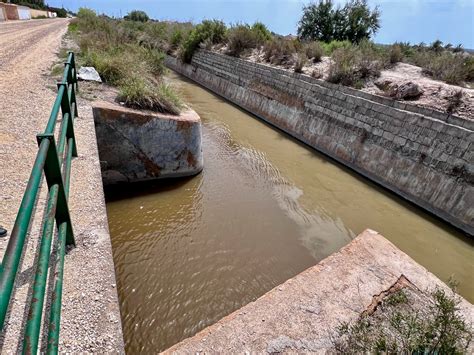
180,20 -> 227,63
304,41 -> 324,62
322,40 -> 352,55
117,78 -> 182,114
334,287 -> 472,354
77,7 -> 96,19
251,22 -> 272,42
124,10 -> 149,23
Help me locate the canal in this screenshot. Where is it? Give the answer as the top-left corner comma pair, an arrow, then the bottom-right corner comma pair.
105,71 -> 474,353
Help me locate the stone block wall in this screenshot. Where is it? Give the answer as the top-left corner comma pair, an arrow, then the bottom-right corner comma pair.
166,51 -> 473,235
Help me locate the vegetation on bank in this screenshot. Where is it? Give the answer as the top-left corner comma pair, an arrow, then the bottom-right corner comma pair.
71,1 -> 472,108
150,0 -> 472,89
71,8 -> 183,114
334,285 -> 472,354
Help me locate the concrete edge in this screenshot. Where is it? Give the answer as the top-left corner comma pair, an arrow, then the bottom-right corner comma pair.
163,229 -> 473,353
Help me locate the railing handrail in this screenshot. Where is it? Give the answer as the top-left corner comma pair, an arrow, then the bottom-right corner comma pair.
0,52 -> 78,355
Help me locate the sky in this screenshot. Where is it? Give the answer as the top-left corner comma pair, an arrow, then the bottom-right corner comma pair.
47,0 -> 474,48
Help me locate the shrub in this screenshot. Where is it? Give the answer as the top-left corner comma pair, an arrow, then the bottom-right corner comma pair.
142,48 -> 165,76
294,53 -> 307,73
388,44 -> 403,64
251,22 -> 272,42
124,10 -> 149,23
117,78 -> 182,114
170,29 -> 185,49
180,20 -> 227,63
263,38 -> 298,66
227,25 -> 258,57
226,22 -> 271,57
446,90 -> 463,114
327,42 -> 381,87
327,46 -> 359,85
335,287 -> 473,353
77,7 -> 96,19
412,51 -> 469,85
322,40 -> 351,55
304,41 -> 324,62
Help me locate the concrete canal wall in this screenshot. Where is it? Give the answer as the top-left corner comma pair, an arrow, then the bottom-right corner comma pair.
92,101 -> 203,185
165,51 -> 474,236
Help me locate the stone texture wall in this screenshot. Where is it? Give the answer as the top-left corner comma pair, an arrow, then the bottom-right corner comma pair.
92,101 -> 203,185
166,51 -> 473,235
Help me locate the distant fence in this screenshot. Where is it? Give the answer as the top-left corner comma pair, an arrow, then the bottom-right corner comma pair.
0,52 -> 78,354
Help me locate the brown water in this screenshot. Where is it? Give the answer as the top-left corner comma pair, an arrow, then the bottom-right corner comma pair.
106,71 -> 474,353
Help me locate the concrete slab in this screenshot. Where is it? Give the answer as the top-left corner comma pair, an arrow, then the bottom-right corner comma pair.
165,229 -> 473,353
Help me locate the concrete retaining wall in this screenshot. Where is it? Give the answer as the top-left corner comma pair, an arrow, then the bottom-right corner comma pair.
92,101 -> 203,185
0,6 -> 6,21
0,3 -> 19,20
30,9 -> 49,18
166,51 -> 474,235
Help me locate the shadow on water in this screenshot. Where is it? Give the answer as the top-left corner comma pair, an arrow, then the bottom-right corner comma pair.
104,176 -> 196,203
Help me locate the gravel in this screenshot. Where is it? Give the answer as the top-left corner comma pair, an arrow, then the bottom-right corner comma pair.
0,19 -> 124,353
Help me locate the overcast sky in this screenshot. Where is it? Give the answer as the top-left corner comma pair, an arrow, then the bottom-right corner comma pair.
48,0 -> 474,48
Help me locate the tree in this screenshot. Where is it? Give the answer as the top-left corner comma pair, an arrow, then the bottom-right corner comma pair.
124,10 -> 149,22
297,0 -> 335,43
297,0 -> 380,43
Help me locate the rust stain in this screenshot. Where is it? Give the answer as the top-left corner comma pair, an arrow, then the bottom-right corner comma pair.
186,150 -> 197,167
137,152 -> 162,177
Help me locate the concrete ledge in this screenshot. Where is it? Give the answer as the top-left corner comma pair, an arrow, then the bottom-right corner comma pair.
92,101 -> 203,184
164,229 -> 473,353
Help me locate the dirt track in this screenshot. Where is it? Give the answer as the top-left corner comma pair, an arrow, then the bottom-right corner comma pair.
0,19 -> 124,353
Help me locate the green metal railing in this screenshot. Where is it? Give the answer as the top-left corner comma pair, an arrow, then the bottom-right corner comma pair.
0,52 -> 78,354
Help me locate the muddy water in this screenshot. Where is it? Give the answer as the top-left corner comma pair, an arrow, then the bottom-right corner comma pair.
106,71 -> 474,353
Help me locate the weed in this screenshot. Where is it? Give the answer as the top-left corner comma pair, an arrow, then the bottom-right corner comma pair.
333,287 -> 472,354
117,77 -> 182,115
294,53 -> 307,73
446,90 -> 463,114
304,41 -> 324,62
388,44 -> 403,64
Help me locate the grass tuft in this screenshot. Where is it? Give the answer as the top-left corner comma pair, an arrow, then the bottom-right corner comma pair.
117,78 -> 183,115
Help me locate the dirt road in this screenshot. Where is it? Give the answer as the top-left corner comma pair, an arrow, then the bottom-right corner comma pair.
0,19 -> 123,353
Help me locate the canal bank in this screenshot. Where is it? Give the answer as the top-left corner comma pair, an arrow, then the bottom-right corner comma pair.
165,51 -> 474,236
105,71 -> 473,353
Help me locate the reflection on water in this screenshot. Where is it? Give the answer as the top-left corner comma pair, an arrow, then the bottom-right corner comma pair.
106,71 -> 474,353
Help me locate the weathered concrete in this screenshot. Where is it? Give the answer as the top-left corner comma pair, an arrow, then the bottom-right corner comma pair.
92,101 -> 203,185
165,229 -> 473,353
165,51 -> 474,236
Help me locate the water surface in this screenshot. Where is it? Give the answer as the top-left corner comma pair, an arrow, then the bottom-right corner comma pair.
106,71 -> 474,353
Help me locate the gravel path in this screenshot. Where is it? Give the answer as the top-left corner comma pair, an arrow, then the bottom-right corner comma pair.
0,19 -> 124,353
